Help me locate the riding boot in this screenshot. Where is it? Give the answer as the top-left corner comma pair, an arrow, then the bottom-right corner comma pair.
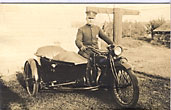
95,67 -> 101,85
91,67 -> 97,85
76,77 -> 85,87
89,53 -> 97,86
99,69 -> 109,88
85,67 -> 91,86
86,68 -> 97,86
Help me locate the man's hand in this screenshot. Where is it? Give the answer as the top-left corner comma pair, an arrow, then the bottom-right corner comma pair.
80,46 -> 87,51
109,44 -> 115,48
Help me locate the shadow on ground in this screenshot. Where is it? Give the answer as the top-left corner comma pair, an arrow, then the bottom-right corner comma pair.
0,76 -> 28,110
138,37 -> 152,43
138,37 -> 170,48
79,89 -> 145,110
36,84 -> 145,110
16,71 -> 26,90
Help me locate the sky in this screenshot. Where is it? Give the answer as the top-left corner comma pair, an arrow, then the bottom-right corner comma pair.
0,4 -> 170,36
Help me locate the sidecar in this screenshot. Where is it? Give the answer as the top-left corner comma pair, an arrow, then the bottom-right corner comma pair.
24,45 -> 89,96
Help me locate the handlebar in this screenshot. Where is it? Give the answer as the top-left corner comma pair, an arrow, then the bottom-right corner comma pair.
86,44 -> 114,55
86,46 -> 102,54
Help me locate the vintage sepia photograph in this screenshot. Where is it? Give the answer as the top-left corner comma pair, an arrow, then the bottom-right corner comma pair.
0,3 -> 170,110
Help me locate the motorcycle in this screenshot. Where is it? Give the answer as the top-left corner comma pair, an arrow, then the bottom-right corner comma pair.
24,44 -> 139,108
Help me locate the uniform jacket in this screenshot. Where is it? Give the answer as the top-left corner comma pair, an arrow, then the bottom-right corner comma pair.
75,24 -> 113,58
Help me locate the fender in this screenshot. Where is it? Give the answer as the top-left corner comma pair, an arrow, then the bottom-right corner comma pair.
27,58 -> 39,82
114,58 -> 132,70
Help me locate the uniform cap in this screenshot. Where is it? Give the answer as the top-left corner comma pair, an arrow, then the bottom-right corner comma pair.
86,10 -> 97,19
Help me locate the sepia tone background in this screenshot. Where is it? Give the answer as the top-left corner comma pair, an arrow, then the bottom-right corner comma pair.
0,4 -> 170,110
0,4 -> 170,75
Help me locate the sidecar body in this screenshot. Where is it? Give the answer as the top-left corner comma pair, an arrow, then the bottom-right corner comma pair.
35,45 -> 88,82
39,56 -> 87,82
24,45 -> 89,96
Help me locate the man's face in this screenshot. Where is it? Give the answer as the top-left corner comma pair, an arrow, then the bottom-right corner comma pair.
86,17 -> 95,25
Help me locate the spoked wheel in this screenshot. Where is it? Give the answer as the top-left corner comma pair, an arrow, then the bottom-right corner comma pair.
110,66 -> 139,108
24,59 -> 39,96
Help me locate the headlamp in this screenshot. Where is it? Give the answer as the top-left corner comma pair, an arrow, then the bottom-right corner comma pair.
114,46 -> 123,56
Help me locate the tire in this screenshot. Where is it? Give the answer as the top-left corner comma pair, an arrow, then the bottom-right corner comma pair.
24,60 -> 39,96
110,66 -> 139,109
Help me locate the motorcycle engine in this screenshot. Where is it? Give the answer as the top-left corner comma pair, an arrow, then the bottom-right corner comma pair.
95,55 -> 108,66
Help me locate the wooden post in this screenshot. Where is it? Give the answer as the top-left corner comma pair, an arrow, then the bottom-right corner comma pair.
113,9 -> 123,44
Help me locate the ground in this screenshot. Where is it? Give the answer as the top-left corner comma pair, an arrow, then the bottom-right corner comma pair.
0,37 -> 170,110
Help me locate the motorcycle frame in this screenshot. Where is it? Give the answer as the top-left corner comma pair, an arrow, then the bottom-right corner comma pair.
88,46 -> 132,88
88,47 -> 119,86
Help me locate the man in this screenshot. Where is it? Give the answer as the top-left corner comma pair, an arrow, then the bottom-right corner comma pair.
75,10 -> 113,59
75,10 -> 114,86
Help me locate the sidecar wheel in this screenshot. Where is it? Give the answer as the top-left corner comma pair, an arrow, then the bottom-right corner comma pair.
24,59 -> 39,96
110,66 -> 139,109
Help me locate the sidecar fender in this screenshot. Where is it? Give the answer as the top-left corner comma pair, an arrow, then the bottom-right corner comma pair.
27,58 -> 39,81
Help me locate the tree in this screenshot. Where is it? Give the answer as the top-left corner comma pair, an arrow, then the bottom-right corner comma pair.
146,18 -> 165,40
122,21 -> 146,38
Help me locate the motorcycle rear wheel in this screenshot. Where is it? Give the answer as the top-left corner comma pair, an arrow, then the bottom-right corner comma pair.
110,66 -> 139,108
24,60 -> 39,96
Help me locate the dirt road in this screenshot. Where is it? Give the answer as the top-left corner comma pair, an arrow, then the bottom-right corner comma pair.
0,71 -> 170,110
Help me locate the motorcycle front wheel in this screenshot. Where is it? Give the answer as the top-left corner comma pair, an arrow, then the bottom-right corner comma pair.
110,66 -> 139,108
